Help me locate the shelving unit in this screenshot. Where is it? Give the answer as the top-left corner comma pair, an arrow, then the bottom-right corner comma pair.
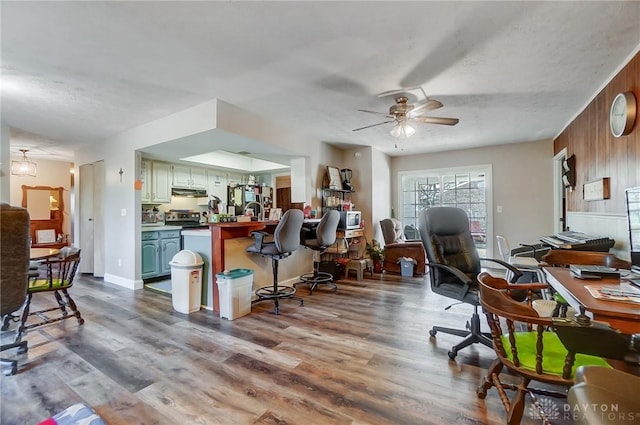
321,188 -> 353,215
320,188 -> 365,262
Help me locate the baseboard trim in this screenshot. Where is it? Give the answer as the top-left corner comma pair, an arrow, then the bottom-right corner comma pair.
104,273 -> 144,290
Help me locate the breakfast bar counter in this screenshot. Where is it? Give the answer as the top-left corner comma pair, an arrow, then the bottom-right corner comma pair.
209,221 -> 279,312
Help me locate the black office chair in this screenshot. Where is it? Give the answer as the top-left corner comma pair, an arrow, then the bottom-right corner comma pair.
0,204 -> 30,376
295,210 -> 340,294
418,207 -> 522,359
247,209 -> 304,314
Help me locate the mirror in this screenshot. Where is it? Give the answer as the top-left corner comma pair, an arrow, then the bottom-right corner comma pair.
22,185 -> 65,246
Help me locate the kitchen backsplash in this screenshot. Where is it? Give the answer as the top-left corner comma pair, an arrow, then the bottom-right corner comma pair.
142,197 -> 208,218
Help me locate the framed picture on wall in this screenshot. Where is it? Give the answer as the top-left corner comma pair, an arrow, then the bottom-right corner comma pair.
36,229 -> 56,244
327,166 -> 342,189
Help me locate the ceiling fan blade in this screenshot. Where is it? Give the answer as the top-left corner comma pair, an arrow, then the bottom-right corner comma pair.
352,120 -> 395,131
377,86 -> 423,98
378,86 -> 431,99
408,99 -> 444,115
357,109 -> 393,117
412,116 -> 459,126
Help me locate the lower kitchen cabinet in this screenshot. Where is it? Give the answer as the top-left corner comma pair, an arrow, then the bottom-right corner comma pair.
159,237 -> 180,275
141,229 -> 181,280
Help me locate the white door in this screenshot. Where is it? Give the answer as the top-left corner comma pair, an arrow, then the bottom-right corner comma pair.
79,161 -> 105,276
79,163 -> 94,274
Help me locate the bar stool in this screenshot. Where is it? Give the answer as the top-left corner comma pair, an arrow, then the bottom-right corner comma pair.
246,209 -> 305,315
295,210 -> 340,294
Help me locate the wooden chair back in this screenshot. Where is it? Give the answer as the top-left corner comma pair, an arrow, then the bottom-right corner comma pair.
30,247 -> 81,291
477,272 -> 575,383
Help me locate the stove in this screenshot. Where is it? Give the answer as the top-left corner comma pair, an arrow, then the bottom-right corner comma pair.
165,211 -> 206,228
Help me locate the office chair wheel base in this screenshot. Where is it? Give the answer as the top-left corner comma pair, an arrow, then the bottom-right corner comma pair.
429,329 -> 437,337
2,364 -> 17,376
17,341 -> 29,354
448,349 -> 458,360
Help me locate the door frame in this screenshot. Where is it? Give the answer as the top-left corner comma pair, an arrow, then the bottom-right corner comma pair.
553,148 -> 568,234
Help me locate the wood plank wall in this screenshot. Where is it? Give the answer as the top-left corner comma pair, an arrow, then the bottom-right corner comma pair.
554,50 -> 639,214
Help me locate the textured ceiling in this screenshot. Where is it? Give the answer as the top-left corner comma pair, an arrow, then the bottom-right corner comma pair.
2,1 -> 640,161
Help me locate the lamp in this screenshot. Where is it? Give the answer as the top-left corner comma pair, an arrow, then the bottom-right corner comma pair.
11,149 -> 37,177
389,122 -> 416,139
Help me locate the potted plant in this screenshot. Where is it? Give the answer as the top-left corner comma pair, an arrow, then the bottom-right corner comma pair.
366,240 -> 385,273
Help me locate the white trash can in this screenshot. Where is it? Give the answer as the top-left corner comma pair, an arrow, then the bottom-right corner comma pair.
216,268 -> 254,320
169,250 -> 203,314
398,257 -> 417,277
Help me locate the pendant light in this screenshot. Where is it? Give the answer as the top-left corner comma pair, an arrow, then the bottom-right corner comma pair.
11,149 -> 37,177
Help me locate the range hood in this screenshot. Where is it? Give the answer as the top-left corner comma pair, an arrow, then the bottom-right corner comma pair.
171,188 -> 208,198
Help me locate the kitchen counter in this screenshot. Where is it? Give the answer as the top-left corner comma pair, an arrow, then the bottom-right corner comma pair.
181,228 -> 211,237
209,221 -> 279,312
182,230 -> 214,309
141,225 -> 182,232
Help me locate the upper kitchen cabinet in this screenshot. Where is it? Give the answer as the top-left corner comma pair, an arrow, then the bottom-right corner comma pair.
141,160 -> 171,204
172,165 -> 207,189
140,160 -> 152,203
153,162 -> 171,203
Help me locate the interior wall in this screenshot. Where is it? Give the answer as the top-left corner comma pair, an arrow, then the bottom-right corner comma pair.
554,49 -> 640,214
0,125 -> 10,203
391,139 -> 555,255
370,148 -> 391,244
9,157 -> 73,237
339,147 -> 368,237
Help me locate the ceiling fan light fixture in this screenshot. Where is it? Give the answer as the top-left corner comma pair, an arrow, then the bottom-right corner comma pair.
390,122 -> 416,139
11,149 -> 37,177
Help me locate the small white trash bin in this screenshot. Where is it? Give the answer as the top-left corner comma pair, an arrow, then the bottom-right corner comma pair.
216,268 -> 254,320
169,250 -> 204,314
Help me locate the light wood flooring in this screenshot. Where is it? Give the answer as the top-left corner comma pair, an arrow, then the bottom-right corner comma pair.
2,272 -> 558,424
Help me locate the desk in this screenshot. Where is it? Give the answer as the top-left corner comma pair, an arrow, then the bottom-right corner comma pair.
543,267 -> 640,334
30,247 -> 60,260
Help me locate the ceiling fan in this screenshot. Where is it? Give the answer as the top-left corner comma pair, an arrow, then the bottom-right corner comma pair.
353,87 -> 459,139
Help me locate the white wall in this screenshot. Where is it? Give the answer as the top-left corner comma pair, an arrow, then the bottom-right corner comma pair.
370,148 -> 391,244
391,139 -> 555,256
567,212 -> 630,260
0,124 -> 10,203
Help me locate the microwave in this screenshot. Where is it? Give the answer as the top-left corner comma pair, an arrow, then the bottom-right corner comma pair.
339,211 -> 362,230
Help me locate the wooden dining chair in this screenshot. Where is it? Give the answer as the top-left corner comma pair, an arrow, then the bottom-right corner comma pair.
17,247 -> 84,340
476,272 -> 634,425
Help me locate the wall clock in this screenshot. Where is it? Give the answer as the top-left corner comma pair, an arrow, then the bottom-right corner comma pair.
609,91 -> 636,137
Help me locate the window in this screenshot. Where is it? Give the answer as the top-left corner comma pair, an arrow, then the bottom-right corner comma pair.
399,165 -> 492,257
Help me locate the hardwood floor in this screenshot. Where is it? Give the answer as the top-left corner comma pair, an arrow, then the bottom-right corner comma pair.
2,272 -> 551,424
